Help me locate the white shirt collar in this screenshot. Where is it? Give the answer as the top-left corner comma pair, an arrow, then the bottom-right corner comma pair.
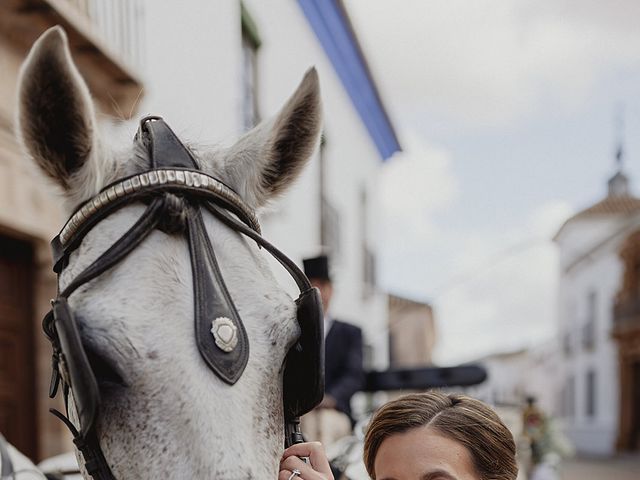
323,314 -> 334,339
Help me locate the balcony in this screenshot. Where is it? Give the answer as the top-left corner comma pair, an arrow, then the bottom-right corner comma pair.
0,0 -> 144,118
321,197 -> 341,260
613,296 -> 640,336
582,319 -> 596,350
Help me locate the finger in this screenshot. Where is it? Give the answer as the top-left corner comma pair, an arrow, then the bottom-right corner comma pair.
281,455 -> 333,480
278,470 -> 294,480
282,441 -> 332,475
278,467 -> 318,480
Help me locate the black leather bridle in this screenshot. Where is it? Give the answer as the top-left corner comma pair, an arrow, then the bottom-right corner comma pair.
42,117 -> 325,479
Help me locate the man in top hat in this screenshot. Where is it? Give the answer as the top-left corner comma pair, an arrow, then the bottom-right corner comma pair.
301,254 -> 364,446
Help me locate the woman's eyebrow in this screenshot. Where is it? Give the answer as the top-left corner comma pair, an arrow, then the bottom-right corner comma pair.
379,470 -> 457,480
421,470 -> 457,480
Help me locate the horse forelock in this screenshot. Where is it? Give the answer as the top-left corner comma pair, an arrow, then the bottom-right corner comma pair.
60,120 -> 228,215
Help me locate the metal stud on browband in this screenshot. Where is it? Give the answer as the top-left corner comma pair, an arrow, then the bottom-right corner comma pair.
58,168 -> 261,245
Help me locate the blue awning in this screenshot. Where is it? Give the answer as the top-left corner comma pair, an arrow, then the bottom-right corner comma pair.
297,0 -> 401,160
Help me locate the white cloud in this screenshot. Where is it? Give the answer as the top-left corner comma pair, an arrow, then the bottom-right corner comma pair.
435,242 -> 557,354
444,199 -> 574,278
380,133 -> 458,225
345,0 -> 640,125
377,135 -> 574,364
431,200 -> 574,364
378,134 -> 459,297
352,0 -> 625,364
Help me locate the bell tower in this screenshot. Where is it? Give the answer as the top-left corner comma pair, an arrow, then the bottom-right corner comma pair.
607,105 -> 630,198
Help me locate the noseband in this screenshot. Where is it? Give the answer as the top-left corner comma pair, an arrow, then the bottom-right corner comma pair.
43,117 -> 324,479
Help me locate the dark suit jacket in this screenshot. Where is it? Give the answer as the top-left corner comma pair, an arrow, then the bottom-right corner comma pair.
325,320 -> 364,419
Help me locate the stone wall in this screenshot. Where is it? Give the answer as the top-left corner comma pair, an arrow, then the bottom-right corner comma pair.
0,36 -> 71,459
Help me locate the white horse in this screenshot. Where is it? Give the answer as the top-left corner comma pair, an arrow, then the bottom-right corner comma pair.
16,26 -> 321,479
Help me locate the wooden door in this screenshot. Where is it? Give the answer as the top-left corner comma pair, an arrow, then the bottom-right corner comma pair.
0,236 -> 36,458
632,361 -> 640,450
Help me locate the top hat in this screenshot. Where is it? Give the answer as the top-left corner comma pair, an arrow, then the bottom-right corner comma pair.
303,255 -> 331,281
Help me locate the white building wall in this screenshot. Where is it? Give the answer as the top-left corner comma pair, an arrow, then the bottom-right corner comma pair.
525,341 -> 563,416
119,0 -> 388,366
243,0 -> 389,367
557,216 -> 638,272
463,344 -> 563,412
463,351 -> 529,407
138,0 -> 242,141
555,216 -> 640,455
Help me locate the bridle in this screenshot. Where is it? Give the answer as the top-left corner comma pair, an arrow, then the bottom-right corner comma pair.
42,116 -> 325,479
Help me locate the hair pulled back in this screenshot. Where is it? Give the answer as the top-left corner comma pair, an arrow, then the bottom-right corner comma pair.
363,391 -> 518,480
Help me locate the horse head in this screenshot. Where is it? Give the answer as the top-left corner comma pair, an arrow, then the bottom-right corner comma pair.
17,26 -> 322,479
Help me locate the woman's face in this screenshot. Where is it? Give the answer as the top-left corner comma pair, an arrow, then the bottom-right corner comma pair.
374,425 -> 479,480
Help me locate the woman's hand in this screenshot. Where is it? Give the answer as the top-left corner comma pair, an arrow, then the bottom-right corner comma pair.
279,442 -> 334,480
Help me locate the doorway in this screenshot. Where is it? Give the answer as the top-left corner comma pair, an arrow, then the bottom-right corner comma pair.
0,235 -> 36,458
632,361 -> 640,450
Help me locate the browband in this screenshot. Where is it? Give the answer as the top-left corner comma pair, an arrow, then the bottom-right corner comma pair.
51,168 -> 260,273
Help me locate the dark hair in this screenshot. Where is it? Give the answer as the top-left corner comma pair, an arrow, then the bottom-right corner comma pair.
363,391 -> 518,480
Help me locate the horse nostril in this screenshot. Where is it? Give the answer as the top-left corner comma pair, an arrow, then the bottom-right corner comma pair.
84,344 -> 126,391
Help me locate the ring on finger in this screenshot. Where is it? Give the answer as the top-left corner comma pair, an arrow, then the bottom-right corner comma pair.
287,468 -> 302,480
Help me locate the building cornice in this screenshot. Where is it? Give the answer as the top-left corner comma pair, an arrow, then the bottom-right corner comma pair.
297,0 -> 401,160
560,213 -> 640,274
0,0 -> 144,118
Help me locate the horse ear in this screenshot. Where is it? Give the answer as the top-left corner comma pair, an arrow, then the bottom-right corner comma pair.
222,68 -> 322,208
17,26 -> 103,200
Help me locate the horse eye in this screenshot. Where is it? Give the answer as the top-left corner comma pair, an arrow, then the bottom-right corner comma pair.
84,344 -> 126,391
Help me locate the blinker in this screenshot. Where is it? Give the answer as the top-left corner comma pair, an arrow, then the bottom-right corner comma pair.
47,298 -> 100,438
283,287 -> 325,420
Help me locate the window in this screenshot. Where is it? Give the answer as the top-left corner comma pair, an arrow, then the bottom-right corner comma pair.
583,291 -> 596,350
633,258 -> 640,296
318,135 -> 341,259
363,342 -> 375,370
563,298 -> 576,356
387,331 -> 395,366
361,186 -> 375,297
617,231 -> 640,304
563,375 -> 575,418
321,199 -> 341,259
241,3 -> 260,131
563,331 -> 572,356
586,369 -> 596,418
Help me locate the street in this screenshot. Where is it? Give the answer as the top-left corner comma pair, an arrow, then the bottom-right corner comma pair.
560,455 -> 640,480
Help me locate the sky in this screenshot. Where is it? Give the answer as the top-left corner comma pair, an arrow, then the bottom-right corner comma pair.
345,0 -> 640,364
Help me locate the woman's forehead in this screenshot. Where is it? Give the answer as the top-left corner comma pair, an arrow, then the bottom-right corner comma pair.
374,426 -> 479,480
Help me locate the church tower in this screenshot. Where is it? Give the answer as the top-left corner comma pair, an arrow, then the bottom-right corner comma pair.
554,112 -> 640,454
